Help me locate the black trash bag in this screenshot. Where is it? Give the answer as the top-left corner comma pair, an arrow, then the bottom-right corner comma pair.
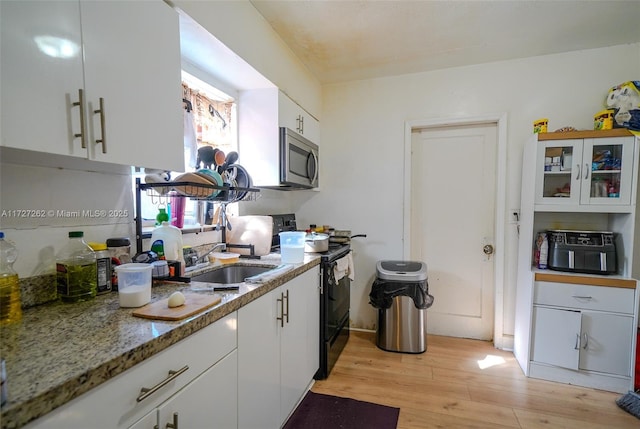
369,279 -> 434,310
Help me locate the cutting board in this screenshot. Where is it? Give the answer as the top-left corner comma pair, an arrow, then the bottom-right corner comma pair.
132,293 -> 222,321
225,215 -> 273,256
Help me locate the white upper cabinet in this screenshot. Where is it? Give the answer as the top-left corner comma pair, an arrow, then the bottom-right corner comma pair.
1,1 -> 85,158
239,88 -> 320,188
1,0 -> 184,172
534,135 -> 635,210
278,92 -> 320,144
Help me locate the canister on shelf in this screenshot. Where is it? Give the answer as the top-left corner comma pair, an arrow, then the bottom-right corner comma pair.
533,118 -> 548,134
594,109 -> 615,130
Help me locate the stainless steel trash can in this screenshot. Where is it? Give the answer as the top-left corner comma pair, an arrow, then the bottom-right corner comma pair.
372,260 -> 430,354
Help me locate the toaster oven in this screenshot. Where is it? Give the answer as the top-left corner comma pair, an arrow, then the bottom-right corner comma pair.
546,230 -> 617,275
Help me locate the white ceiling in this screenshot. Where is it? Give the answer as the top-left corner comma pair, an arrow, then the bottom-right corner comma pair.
250,0 -> 640,84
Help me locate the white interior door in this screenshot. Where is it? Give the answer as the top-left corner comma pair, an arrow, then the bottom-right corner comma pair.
410,124 -> 497,340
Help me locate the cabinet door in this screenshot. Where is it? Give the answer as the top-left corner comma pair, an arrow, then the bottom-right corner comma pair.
80,1 -> 184,171
127,410 -> 157,429
278,92 -> 320,144
237,288 -> 281,429
535,139 -> 583,205
531,306 -> 581,370
157,350 -> 238,429
580,137 -> 635,206
579,312 -> 633,376
0,1 -> 87,158
280,268 -> 319,424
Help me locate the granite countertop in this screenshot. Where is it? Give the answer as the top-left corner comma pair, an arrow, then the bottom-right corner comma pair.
0,255 -> 320,429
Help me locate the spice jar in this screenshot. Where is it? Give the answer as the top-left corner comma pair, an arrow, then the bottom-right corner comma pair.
107,238 -> 131,264
88,242 -> 112,294
107,238 -> 131,289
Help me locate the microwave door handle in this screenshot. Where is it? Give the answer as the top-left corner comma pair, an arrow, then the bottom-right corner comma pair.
309,150 -> 319,185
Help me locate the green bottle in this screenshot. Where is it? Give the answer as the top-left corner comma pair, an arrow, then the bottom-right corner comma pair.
156,208 -> 169,225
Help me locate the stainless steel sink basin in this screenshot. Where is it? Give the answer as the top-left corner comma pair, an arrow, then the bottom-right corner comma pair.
190,265 -> 274,284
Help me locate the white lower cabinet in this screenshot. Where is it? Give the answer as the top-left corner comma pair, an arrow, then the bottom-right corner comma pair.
25,313 -> 238,429
529,279 -> 637,393
130,350 -> 238,429
238,267 -> 320,429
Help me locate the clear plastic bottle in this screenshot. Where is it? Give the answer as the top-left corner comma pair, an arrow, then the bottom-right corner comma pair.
56,231 -> 97,303
0,232 -> 22,324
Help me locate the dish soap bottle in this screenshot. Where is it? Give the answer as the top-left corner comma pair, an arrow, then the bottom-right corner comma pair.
0,232 -> 22,324
56,231 -> 97,303
156,207 -> 169,226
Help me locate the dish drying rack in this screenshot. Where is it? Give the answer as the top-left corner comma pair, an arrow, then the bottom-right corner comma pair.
134,177 -> 260,254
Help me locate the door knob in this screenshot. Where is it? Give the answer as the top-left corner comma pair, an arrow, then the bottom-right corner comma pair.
483,244 -> 494,255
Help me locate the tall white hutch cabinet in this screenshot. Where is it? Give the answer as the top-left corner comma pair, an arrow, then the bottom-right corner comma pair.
515,129 -> 640,393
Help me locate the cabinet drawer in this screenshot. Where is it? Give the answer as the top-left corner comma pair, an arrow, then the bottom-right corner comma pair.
534,281 -> 634,314
26,312 -> 237,429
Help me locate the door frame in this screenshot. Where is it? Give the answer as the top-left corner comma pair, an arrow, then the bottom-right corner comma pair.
403,113 -> 508,349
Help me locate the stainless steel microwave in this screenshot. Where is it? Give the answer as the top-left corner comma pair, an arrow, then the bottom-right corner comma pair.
280,127 -> 319,189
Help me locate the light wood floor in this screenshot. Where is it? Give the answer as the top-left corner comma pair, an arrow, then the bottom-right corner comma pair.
312,331 -> 639,428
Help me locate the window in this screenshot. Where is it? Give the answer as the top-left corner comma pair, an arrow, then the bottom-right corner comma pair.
136,71 -> 238,229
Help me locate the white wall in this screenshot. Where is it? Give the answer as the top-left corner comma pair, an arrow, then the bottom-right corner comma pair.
173,0 -> 322,118
295,43 -> 640,336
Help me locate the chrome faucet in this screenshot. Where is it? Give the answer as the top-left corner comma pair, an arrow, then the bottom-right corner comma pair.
194,243 -> 227,264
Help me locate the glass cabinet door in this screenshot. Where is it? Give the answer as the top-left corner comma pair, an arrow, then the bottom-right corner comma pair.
535,136 -> 635,207
580,137 -> 634,206
535,139 -> 583,205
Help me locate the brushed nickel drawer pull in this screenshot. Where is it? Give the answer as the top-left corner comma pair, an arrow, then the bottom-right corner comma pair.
582,333 -> 589,349
165,412 -> 179,429
571,295 -> 593,300
72,88 -> 87,149
284,289 -> 290,324
277,292 -> 284,327
136,365 -> 189,402
94,97 -> 107,153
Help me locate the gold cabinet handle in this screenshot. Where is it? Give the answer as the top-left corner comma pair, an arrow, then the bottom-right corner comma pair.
72,89 -> 87,148
136,365 -> 189,402
94,97 -> 107,153
165,412 -> 179,429
277,292 -> 284,327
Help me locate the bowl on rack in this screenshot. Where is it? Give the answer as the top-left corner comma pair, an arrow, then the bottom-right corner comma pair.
173,172 -> 220,198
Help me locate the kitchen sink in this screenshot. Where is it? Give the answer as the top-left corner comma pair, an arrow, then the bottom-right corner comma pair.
190,265 -> 275,284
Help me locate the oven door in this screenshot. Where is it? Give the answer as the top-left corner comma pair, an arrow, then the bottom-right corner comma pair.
325,268 -> 350,341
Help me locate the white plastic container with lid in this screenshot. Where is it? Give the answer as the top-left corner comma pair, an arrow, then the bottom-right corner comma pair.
114,263 -> 152,307
279,231 -> 305,264
150,222 -> 185,273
